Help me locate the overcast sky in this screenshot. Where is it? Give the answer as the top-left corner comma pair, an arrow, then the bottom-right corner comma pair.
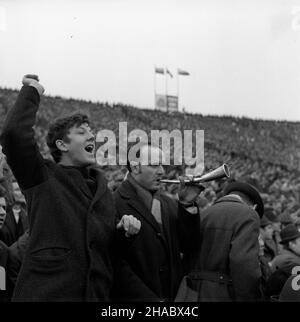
0,0 -> 300,121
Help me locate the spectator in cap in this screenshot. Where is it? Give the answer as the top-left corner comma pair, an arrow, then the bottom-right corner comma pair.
264,208 -> 282,255
290,208 -> 300,230
186,181 -> 263,301
258,233 -> 272,300
270,224 -> 300,274
264,215 -> 299,301
280,212 -> 293,229
260,215 -> 279,263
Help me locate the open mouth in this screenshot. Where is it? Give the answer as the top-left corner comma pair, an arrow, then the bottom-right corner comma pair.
84,144 -> 95,154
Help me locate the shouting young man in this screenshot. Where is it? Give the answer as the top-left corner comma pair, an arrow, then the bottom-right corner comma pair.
0,75 -> 140,301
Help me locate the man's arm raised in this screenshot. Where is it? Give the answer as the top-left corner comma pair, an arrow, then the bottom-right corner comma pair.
0,75 -> 47,191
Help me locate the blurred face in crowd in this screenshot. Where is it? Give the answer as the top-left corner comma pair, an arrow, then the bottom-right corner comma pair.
57,123 -> 96,167
131,145 -> 165,192
290,210 -> 300,226
12,202 -> 22,214
258,234 -> 265,256
0,197 -> 7,229
0,144 -> 5,167
272,222 -> 281,233
289,237 -> 300,256
261,224 -> 274,240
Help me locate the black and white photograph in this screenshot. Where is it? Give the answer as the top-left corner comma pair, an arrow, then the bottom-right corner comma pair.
0,0 -> 300,313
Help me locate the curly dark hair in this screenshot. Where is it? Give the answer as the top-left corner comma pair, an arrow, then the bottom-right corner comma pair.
46,114 -> 89,163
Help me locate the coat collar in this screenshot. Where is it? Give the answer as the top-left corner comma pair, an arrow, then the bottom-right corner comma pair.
214,194 -> 245,206
280,248 -> 300,259
58,164 -> 107,205
88,166 -> 108,208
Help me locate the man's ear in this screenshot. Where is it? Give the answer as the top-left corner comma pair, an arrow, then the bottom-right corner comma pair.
130,161 -> 140,175
0,213 -> 6,230
55,139 -> 69,152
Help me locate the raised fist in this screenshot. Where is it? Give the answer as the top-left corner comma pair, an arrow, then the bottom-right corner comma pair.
116,214 -> 141,237
22,74 -> 45,96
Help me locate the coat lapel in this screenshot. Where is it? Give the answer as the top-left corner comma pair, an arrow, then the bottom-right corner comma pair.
58,165 -> 93,200
129,197 -> 162,233
214,195 -> 244,206
88,167 -> 108,209
119,180 -> 162,234
3,210 -> 16,237
159,196 -> 172,253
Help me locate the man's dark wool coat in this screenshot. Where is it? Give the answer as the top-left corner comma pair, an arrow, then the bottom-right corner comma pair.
0,86 -> 117,301
188,195 -> 262,301
113,179 -> 201,301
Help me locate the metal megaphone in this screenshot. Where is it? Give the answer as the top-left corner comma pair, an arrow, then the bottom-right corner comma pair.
160,164 -> 230,185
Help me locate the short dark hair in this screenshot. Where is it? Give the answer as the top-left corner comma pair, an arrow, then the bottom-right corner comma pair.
46,114 -> 89,163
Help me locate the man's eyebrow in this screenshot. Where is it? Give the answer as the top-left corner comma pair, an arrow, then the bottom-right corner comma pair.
77,125 -> 88,130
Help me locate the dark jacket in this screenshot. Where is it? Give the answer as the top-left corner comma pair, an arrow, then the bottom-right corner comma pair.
189,195 -> 262,301
113,179 -> 201,301
271,249 -> 300,274
263,238 -> 278,263
0,207 -> 28,246
0,86 -> 116,301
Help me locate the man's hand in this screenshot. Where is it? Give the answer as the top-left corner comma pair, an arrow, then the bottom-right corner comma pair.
178,176 -> 205,205
116,214 -> 141,237
22,74 -> 45,96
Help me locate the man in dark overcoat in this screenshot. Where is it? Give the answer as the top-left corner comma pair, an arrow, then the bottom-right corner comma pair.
0,202 -> 28,246
0,75 -> 140,301
188,181 -> 264,301
113,144 -> 204,301
271,224 -> 300,273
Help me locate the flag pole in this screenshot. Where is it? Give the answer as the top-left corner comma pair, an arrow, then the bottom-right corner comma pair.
154,67 -> 156,110
165,67 -> 168,112
177,69 -> 180,112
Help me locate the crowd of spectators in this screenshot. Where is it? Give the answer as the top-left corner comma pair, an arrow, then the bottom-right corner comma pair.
0,86 -> 300,301
0,87 -> 299,220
